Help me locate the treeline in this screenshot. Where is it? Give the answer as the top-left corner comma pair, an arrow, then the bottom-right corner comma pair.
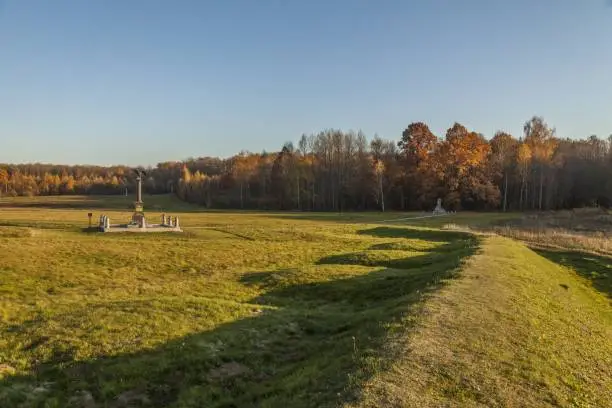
2,116 -> 611,211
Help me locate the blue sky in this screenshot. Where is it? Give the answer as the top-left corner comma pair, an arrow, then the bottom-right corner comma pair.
1,0 -> 611,166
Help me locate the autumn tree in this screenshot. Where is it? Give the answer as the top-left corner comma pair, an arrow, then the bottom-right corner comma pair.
374,159 -> 385,211
490,131 -> 518,211
398,122 -> 439,208
436,123 -> 498,210
233,152 -> 259,209
270,145 -> 294,209
524,116 -> 557,210
0,168 -> 8,196
399,122 -> 437,165
3,116 -> 610,213
516,142 -> 532,210
178,166 -> 192,201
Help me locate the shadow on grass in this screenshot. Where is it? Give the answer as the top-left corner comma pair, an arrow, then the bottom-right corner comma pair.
357,226 -> 472,242
317,239 -> 475,271
268,212 -> 425,224
0,228 -> 477,408
535,249 -> 612,299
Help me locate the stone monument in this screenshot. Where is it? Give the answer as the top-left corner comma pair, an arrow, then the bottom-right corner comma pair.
131,169 -> 146,225
433,198 -> 446,215
96,168 -> 182,233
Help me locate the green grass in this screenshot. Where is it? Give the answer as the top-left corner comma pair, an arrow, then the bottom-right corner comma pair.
0,196 -> 477,407
535,249 -> 612,301
0,195 -> 610,407
275,210 -> 520,228
351,237 -> 612,408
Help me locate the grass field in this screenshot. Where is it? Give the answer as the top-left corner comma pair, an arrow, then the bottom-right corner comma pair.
0,195 -> 610,407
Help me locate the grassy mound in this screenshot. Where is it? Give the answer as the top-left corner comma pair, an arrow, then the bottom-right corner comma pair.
351,237 -> 612,408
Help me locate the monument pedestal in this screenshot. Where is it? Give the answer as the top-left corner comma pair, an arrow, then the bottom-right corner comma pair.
132,201 -> 145,225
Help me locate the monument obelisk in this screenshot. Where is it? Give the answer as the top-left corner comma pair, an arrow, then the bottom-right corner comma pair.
132,168 -> 146,225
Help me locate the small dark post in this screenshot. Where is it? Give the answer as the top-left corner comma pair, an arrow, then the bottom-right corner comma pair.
88,212 -> 93,228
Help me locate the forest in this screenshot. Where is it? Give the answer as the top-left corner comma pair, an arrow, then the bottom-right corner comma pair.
2,116 -> 611,211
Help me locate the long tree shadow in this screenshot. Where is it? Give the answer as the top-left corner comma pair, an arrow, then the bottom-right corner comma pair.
1,229 -> 478,408
317,236 -> 475,272
535,249 -> 612,299
357,226 -> 472,242
269,213 -> 392,224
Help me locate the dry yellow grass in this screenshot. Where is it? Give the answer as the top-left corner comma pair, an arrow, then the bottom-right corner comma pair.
493,226 -> 612,256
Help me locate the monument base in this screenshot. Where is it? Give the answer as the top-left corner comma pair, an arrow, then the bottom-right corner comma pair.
98,214 -> 182,233
132,212 -> 145,225
100,224 -> 182,233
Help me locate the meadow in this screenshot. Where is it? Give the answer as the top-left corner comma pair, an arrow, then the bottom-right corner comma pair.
0,195 -> 610,407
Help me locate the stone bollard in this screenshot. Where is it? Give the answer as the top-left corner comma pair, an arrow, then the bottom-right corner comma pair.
174,216 -> 180,228
161,214 -> 166,226
166,215 -> 171,226
104,216 -> 110,230
140,216 -> 146,228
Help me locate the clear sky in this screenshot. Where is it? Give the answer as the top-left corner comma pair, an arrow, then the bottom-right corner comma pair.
1,0 -> 611,166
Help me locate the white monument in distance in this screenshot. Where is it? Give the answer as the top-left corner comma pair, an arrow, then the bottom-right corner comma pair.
433,198 -> 447,215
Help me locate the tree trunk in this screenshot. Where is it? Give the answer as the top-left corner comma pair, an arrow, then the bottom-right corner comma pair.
519,176 -> 524,210
261,177 -> 266,209
531,174 -> 536,210
240,182 -> 244,209
538,168 -> 544,211
296,175 -> 300,210
246,182 -> 250,207
332,182 -> 336,212
379,174 -> 385,212
312,180 -> 315,210
503,172 -> 508,212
